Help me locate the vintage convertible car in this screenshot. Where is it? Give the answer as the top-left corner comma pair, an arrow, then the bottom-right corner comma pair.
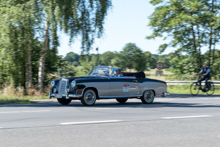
49,66 -> 169,106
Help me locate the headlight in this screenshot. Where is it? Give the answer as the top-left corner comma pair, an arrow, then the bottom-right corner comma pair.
51,81 -> 55,88
71,81 -> 76,88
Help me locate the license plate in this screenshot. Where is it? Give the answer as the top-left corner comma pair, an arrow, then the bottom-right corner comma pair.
56,94 -> 62,98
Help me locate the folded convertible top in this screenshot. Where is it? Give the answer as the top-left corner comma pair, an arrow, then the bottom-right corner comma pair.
122,71 -> 145,79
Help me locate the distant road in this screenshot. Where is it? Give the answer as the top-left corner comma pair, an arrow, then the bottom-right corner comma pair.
0,94 -> 220,147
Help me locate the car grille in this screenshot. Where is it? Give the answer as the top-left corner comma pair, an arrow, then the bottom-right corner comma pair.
59,80 -> 67,95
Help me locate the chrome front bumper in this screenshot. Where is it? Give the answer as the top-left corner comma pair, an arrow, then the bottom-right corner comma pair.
49,91 -> 82,99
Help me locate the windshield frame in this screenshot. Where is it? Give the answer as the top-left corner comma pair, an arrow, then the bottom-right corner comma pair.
87,66 -> 115,77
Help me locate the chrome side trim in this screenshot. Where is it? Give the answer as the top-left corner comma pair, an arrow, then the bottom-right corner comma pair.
99,95 -> 142,99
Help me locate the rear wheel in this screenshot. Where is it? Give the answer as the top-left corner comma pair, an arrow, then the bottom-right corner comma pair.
206,81 -> 215,96
190,82 -> 199,96
57,98 -> 72,105
116,98 -> 128,104
81,89 -> 97,106
141,90 -> 154,104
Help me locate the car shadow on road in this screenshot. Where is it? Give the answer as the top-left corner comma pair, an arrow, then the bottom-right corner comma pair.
1,93 -> 220,108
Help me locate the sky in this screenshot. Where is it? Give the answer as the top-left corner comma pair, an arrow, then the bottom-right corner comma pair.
57,0 -> 174,56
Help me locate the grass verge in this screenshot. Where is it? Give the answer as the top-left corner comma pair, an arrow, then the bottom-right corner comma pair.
168,85 -> 220,95
0,99 -> 36,105
0,96 -> 48,105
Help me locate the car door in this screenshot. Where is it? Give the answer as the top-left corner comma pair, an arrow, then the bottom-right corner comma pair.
109,77 -> 139,97
80,77 -> 110,97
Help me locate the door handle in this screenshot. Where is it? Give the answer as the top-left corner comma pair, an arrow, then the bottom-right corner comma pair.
133,80 -> 138,82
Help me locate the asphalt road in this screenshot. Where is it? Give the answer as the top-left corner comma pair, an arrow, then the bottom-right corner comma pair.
0,94 -> 220,147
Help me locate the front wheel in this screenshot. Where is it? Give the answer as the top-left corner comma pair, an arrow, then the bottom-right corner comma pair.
206,82 -> 215,96
190,82 -> 199,96
57,98 -> 72,105
81,89 -> 97,106
116,98 -> 128,104
141,90 -> 154,104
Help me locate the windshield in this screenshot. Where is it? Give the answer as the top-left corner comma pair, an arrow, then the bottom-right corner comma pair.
87,66 -> 114,77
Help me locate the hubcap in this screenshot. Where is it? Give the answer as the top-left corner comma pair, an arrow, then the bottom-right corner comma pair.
144,91 -> 153,102
85,91 -> 96,105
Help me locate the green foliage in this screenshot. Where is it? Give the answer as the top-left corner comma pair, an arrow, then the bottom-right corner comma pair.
148,0 -> 220,76
0,0 -> 42,87
0,0 -> 112,92
99,51 -> 115,66
106,43 -> 147,71
59,43 -> 173,76
204,50 -> 220,80
55,0 -> 112,52
64,52 -> 80,63
79,54 -> 97,75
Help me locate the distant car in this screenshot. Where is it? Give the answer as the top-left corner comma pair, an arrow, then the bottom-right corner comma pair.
49,66 -> 169,106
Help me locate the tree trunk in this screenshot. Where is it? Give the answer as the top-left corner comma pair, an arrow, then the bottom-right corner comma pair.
196,24 -> 202,68
25,35 -> 32,90
208,0 -> 214,68
191,20 -> 198,71
208,28 -> 213,68
190,20 -> 197,53
38,20 -> 49,92
212,36 -> 216,66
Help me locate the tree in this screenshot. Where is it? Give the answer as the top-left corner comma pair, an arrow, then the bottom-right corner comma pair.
115,43 -> 147,71
0,0 -> 42,89
99,51 -> 115,66
204,49 -> 220,79
79,54 -> 96,75
38,0 -> 112,92
0,0 -> 112,93
64,52 -> 79,63
147,0 -> 220,75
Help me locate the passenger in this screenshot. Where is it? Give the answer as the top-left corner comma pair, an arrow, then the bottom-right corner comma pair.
117,69 -> 123,77
114,70 -> 118,77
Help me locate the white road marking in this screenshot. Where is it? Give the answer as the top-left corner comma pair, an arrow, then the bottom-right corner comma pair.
156,99 -> 175,101
196,98 -> 220,100
212,98 -> 220,100
162,115 -> 212,120
96,108 -> 124,110
0,110 -> 50,114
60,120 -> 122,125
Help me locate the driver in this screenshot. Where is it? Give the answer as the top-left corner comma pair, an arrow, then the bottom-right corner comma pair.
103,69 -> 109,76
197,64 -> 211,91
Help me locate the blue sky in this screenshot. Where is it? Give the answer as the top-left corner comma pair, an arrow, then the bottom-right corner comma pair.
57,0 -> 174,56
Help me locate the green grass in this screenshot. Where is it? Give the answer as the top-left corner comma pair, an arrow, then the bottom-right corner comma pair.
168,85 -> 220,95
0,95 -> 48,105
0,99 -> 36,105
